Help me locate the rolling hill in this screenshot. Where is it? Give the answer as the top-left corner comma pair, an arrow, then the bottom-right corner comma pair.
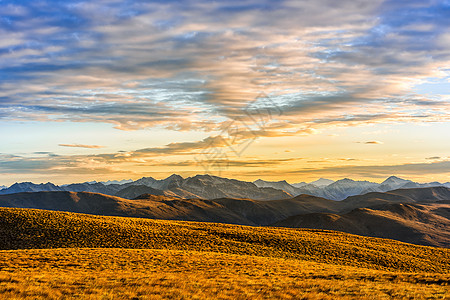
0,207 -> 449,299
0,187 -> 449,247
340,186 -> 450,210
0,191 -> 338,226
0,207 -> 448,273
273,202 -> 450,247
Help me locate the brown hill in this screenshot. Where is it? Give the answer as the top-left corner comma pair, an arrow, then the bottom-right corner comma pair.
0,191 -> 338,226
340,186 -> 450,211
114,185 -> 166,199
272,202 -> 450,247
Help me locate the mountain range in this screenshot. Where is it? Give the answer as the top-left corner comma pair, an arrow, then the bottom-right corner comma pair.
0,174 -> 291,201
0,186 -> 449,247
254,176 -> 450,200
1,174 -> 449,201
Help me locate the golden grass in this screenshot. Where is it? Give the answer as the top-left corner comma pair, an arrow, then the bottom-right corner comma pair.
0,248 -> 449,299
1,207 -> 448,273
0,207 -> 449,299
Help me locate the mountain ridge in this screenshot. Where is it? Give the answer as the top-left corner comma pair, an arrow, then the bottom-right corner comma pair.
1,174 -> 450,201
272,202 -> 450,247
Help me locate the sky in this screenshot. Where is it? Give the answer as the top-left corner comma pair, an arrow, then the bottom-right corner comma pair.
0,0 -> 450,185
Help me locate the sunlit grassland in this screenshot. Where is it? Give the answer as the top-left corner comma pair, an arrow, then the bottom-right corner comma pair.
1,248 -> 449,299
0,207 -> 449,299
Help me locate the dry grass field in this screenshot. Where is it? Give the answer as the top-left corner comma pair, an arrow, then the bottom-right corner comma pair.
0,207 -> 449,299
1,248 -> 449,299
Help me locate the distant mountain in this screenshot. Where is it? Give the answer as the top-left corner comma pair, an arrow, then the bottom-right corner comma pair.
101,179 -> 133,185
378,176 -> 413,191
253,179 -> 300,195
254,178 -> 335,194
115,185 -> 166,199
318,178 -> 379,200
291,181 -> 307,188
133,174 -> 184,190
0,182 -> 63,195
309,178 -> 335,187
290,178 -> 379,200
364,176 -> 443,194
0,175 -> 291,201
127,174 -> 291,200
253,176 -> 449,201
0,185 -> 6,191
178,175 -> 292,200
1,175 -> 449,201
62,182 -> 123,196
290,177 -> 449,201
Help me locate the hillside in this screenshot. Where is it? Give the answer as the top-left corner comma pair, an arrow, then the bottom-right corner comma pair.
3,187 -> 448,223
0,191 -> 339,226
340,186 -> 450,210
273,202 -> 450,247
1,188 -> 449,247
0,207 -> 449,273
1,248 -> 448,299
114,185 -> 166,199
0,207 -> 449,299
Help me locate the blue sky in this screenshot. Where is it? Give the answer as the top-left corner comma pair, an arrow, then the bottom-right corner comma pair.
0,0 -> 449,185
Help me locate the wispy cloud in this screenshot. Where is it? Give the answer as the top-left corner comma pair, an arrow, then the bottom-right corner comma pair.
241,160 -> 450,182
59,144 -> 105,149
0,0 -> 448,133
361,141 -> 384,145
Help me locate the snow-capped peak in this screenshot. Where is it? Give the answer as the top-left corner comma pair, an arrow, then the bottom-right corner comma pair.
309,178 -> 335,187
381,176 -> 411,185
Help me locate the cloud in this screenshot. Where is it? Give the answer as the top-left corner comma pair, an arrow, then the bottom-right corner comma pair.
239,160 -> 450,181
0,0 -> 449,133
288,160 -> 450,177
362,141 -> 384,145
59,144 -> 105,149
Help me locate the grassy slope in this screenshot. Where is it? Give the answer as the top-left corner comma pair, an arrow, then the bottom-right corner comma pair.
0,191 -> 341,226
1,248 -> 449,299
0,207 -> 449,273
272,202 -> 450,247
0,207 -> 449,299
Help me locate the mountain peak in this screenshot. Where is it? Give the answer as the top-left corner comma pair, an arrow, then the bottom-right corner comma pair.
309,178 -> 334,187
165,174 -> 184,181
336,178 -> 355,183
382,176 -> 411,185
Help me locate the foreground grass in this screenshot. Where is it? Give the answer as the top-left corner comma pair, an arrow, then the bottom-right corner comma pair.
1,208 -> 449,273
0,248 -> 449,299
0,207 -> 449,299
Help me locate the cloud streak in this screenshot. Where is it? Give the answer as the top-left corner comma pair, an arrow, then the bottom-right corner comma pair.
59,144 -> 105,149
361,141 -> 384,145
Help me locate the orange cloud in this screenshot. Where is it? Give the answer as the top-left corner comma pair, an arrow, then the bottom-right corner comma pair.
59,144 -> 105,149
